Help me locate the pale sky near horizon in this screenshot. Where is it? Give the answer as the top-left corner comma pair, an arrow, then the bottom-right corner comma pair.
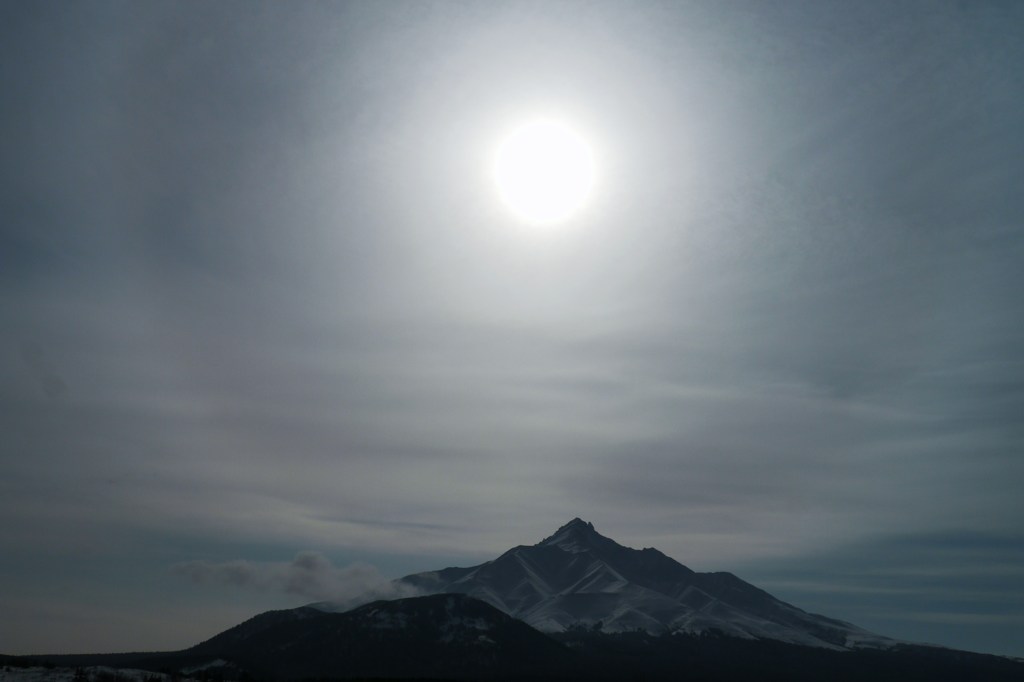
2,0 -> 1023,658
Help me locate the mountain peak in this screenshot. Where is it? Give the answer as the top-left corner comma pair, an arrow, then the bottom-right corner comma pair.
538,517 -> 614,553
560,517 -> 594,532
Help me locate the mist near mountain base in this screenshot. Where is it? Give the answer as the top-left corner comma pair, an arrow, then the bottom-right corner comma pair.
171,552 -> 421,607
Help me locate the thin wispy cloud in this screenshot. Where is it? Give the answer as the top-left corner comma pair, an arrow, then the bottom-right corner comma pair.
171,553 -> 421,606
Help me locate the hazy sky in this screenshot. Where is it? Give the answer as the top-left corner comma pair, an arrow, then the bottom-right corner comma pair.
2,0 -> 1023,658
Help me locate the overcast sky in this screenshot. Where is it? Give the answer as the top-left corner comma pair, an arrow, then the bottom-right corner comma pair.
2,0 -> 1023,659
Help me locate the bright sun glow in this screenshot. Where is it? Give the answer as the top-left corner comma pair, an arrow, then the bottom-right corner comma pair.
493,119 -> 596,225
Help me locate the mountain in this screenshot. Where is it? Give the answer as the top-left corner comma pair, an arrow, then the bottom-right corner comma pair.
320,518 -> 893,650
14,520 -> 1024,681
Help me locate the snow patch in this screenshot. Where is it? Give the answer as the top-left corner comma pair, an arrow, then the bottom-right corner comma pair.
0,667 -> 200,682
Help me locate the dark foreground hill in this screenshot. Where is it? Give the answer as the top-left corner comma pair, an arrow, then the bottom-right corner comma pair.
26,594 -> 569,681
187,593 -> 569,680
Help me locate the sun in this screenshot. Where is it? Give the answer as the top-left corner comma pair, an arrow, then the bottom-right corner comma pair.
493,119 -> 596,226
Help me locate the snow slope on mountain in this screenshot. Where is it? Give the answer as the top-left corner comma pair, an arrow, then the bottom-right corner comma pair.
318,518 -> 894,650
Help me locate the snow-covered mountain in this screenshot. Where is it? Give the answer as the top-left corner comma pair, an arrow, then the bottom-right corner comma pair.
319,518 -> 892,650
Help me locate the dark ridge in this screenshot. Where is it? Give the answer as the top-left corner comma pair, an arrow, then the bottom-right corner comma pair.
551,629 -> 1024,682
14,624 -> 1024,681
